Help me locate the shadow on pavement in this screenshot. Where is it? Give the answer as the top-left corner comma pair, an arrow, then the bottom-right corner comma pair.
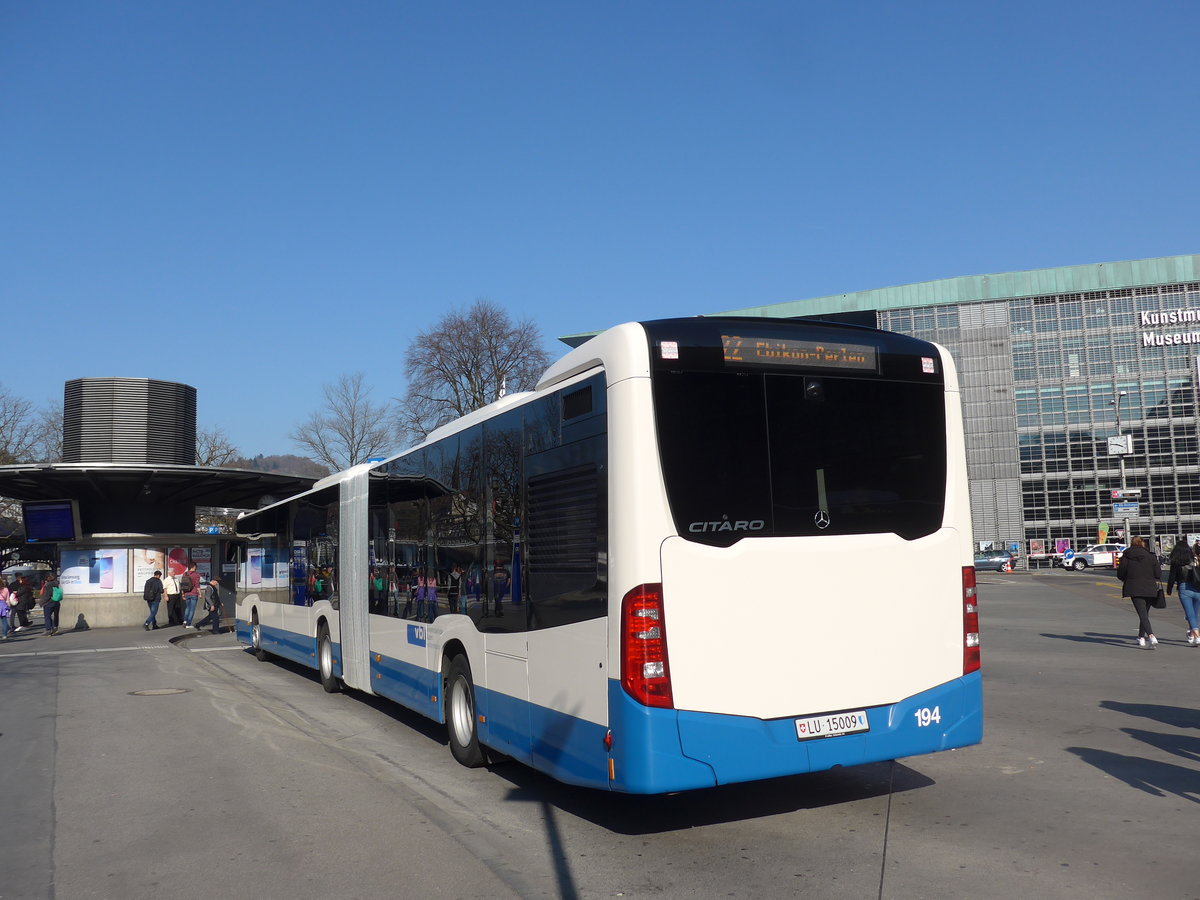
1065,745 -> 1200,803
492,758 -> 934,835
1100,700 -> 1200,730
1122,728 -> 1200,766
1039,631 -> 1139,648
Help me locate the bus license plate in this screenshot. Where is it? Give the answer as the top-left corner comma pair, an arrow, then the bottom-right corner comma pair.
795,710 -> 869,741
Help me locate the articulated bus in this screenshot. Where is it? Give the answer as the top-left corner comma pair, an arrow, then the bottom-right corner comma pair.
234,316 -> 982,793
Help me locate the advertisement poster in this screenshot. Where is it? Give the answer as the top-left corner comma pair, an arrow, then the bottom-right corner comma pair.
167,547 -> 190,577
1028,540 -> 1046,559
192,546 -> 213,581
133,549 -> 165,589
58,550 -> 130,595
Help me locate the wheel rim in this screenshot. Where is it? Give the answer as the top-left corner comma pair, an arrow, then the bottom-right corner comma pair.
252,621 -> 261,649
320,635 -> 332,679
449,676 -> 474,747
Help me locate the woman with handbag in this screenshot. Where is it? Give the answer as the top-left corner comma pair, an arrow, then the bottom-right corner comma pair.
1117,536 -> 1163,648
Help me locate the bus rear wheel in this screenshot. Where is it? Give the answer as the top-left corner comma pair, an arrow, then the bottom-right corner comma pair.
251,612 -> 267,661
445,654 -> 487,768
318,624 -> 341,693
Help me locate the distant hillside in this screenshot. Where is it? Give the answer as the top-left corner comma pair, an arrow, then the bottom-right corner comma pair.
226,454 -> 330,479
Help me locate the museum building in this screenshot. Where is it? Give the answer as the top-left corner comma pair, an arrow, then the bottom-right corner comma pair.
714,253 -> 1200,565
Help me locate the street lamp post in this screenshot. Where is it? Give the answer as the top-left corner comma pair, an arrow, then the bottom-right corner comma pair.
1110,390 -> 1130,544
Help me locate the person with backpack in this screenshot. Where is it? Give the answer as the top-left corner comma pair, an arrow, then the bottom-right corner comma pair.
192,578 -> 224,635
142,570 -> 164,631
41,573 -> 63,636
180,563 -> 199,629
1165,535 -> 1200,646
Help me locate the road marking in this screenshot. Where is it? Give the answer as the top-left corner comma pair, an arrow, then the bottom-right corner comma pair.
187,645 -> 244,652
0,642 -> 242,659
0,644 -> 170,659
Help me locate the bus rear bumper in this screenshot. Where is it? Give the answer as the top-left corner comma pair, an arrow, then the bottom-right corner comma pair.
673,672 -> 983,787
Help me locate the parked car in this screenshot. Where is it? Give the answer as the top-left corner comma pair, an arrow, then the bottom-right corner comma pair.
974,551 -> 1016,572
1062,543 -> 1126,570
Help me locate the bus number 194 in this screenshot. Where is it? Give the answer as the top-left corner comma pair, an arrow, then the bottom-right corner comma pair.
914,706 -> 942,727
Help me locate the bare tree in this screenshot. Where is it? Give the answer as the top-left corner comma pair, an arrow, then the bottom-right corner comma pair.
0,388 -> 57,540
398,299 -> 552,440
29,401 -> 63,463
196,425 -> 241,467
0,384 -> 39,465
290,373 -> 397,472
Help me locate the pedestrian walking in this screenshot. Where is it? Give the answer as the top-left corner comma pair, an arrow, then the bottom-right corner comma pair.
162,570 -> 183,626
192,578 -> 224,634
1117,536 -> 1163,648
0,580 -> 12,640
41,573 -> 62,635
12,576 -> 35,631
180,563 -> 200,628
142,570 -> 164,630
1165,535 -> 1200,646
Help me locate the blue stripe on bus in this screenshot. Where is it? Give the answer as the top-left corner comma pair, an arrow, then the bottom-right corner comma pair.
370,651 -> 439,714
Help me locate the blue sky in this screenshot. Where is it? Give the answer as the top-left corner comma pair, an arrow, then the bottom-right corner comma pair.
3,1 -> 1197,458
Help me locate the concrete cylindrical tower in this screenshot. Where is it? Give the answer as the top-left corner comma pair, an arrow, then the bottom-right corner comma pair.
62,378 -> 197,465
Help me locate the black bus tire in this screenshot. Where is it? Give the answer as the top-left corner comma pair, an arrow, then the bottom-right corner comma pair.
251,612 -> 268,661
318,624 -> 341,693
445,654 -> 487,767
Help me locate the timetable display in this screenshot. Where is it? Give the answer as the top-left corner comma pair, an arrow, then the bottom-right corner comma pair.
721,334 -> 878,371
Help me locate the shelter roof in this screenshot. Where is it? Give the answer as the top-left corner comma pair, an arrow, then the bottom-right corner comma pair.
0,463 -> 316,511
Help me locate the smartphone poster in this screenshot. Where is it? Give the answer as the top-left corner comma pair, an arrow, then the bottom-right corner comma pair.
58,550 -> 129,594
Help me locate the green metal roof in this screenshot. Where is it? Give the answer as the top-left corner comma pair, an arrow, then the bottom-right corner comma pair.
713,253 -> 1200,318
558,253 -> 1200,345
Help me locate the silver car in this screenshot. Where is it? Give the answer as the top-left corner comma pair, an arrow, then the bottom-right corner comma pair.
1063,543 -> 1125,570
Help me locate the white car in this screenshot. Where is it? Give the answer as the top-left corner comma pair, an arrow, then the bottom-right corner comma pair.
1063,543 -> 1126,570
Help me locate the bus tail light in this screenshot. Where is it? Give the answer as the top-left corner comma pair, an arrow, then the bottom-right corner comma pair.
620,583 -> 674,708
963,566 -> 980,674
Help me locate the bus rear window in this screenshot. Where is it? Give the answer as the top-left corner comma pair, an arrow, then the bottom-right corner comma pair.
652,370 -> 946,544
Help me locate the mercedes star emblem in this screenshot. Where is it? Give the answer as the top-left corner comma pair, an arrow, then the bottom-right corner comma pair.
814,510 -> 830,529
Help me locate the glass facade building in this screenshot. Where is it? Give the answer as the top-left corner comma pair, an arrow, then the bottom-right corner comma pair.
718,254 -> 1200,565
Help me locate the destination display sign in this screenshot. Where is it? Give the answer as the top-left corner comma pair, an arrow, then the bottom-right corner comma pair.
721,335 -> 878,371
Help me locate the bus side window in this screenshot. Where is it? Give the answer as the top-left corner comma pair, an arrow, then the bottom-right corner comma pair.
526,375 -> 608,629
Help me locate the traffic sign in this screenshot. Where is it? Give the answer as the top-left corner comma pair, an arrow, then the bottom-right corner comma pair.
1111,489 -> 1142,499
1112,502 -> 1140,514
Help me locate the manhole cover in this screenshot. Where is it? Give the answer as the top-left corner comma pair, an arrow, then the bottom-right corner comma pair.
128,689 -> 191,696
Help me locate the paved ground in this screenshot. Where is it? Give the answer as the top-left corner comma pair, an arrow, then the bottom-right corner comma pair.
1,569 -> 1198,899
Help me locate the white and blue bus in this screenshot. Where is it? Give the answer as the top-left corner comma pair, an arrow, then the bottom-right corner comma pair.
234,317 -> 982,793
